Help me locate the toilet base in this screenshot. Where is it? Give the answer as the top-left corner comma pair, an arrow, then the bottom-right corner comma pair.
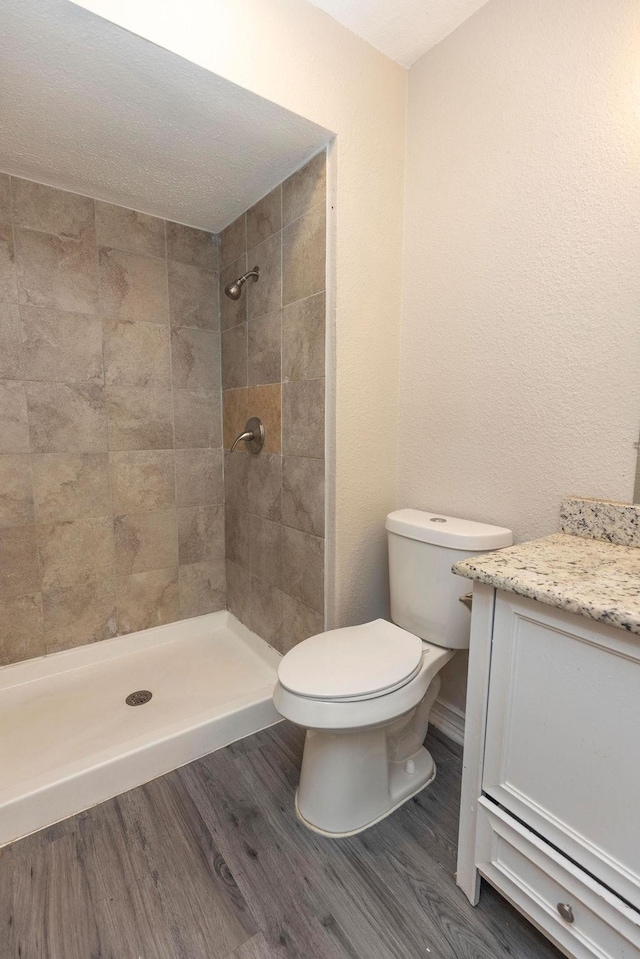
295,738 -> 437,837
294,754 -> 436,838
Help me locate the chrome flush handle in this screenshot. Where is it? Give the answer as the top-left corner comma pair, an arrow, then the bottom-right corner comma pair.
459,592 -> 473,612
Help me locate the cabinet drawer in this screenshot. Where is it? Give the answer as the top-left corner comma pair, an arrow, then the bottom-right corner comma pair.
476,798 -> 640,959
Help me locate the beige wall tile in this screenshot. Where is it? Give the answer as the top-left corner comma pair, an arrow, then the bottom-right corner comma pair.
281,593 -> 324,654
282,456 -> 325,537
22,306 -> 103,385
248,311 -> 281,387
179,559 -> 225,617
219,255 -> 248,330
223,452 -> 249,513
248,383 -> 281,454
26,382 -> 108,452
104,319 -> 171,388
281,526 -> 324,613
247,453 -> 281,522
249,576 -> 283,646
0,224 -> 18,303
247,232 -> 281,321
95,201 -> 165,257
106,386 -> 173,450
170,327 -> 220,391
98,247 -> 167,324
282,202 -> 326,306
0,303 -> 24,378
0,174 -> 12,226
0,381 -> 29,453
178,505 -> 224,564
166,222 -> 216,270
114,508 -> 178,575
117,567 -> 179,635
219,215 -> 246,268
282,292 -> 325,382
32,453 -> 110,523
247,185 -> 282,250
250,516 -> 282,588
174,448 -> 223,506
282,379 -> 325,459
12,180 -> 94,238
0,177 -> 227,661
282,152 -> 326,227
221,324 -> 248,391
168,260 -> 217,330
0,170 -> 329,657
225,507 -> 250,570
43,577 -> 117,652
110,450 -> 175,514
225,560 -> 250,628
0,525 -> 40,599
38,516 -> 114,589
223,388 -> 248,451
0,592 -> 45,664
174,389 -> 221,449
15,229 -> 97,313
0,454 -> 34,527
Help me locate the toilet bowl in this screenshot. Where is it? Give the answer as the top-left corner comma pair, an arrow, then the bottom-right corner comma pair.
274,510 -> 513,837
274,619 -> 455,836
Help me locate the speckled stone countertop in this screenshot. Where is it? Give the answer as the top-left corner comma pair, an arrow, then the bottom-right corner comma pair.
560,497 -> 640,548
453,533 -> 640,635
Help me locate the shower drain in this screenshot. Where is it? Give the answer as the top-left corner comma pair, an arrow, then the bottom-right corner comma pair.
126,690 -> 153,707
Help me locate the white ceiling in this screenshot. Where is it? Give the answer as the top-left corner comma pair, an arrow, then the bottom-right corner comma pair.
307,0 -> 490,67
0,0 -> 331,231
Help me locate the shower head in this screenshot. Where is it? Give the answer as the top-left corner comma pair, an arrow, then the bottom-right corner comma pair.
224,266 -> 260,300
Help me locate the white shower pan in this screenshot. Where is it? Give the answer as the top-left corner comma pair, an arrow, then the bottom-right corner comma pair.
0,611 -> 281,846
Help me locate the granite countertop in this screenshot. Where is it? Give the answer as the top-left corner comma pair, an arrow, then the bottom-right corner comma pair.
453,532 -> 640,635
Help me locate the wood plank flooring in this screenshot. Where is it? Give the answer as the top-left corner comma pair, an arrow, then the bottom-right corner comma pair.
0,722 -> 563,958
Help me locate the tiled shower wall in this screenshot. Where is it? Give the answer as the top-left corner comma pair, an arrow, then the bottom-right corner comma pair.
0,174 -> 222,664
221,152 -> 326,654
0,154 -> 327,667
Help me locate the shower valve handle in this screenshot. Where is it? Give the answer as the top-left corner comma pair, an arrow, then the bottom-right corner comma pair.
230,417 -> 265,454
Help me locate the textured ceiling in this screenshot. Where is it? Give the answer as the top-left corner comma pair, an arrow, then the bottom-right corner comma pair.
307,0 -> 490,67
0,0 -> 331,231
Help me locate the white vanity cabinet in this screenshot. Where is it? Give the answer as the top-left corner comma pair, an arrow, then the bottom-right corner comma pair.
457,584 -> 640,959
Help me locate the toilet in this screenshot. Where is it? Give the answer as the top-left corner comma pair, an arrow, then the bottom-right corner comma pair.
273,509 -> 513,837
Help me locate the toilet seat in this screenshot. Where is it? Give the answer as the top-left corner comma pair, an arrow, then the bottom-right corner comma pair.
277,619 -> 423,702
274,640 -> 455,732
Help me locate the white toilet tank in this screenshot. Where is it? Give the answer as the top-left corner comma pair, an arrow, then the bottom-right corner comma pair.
385,509 -> 513,649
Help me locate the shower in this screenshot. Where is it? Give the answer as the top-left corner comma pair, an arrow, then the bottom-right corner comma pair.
224,265 -> 260,300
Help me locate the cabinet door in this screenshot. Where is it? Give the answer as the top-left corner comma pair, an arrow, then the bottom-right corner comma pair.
483,593 -> 640,911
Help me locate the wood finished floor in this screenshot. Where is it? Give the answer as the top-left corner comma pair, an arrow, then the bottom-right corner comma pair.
0,722 -> 563,959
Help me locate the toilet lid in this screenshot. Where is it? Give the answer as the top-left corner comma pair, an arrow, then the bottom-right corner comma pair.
277,619 -> 423,701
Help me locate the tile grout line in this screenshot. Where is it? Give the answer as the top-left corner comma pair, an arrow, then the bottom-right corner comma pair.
7,174 -> 46,655
99,199 -> 121,637
165,217 -> 182,621
279,181 -> 285,635
93,193 -> 120,641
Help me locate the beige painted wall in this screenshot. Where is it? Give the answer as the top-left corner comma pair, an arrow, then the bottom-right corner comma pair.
400,0 -> 640,711
74,0 -> 408,631
75,0 -> 640,720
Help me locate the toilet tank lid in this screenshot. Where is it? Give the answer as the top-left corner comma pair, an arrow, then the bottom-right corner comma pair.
386,509 -> 513,550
